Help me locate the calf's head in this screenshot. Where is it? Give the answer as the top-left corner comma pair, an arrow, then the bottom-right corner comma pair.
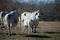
32,10 -> 40,20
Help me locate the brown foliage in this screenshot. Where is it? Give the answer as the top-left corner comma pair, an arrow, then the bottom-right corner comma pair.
0,1 -> 60,21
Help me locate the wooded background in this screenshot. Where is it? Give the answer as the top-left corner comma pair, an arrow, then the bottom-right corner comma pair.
0,0 -> 60,21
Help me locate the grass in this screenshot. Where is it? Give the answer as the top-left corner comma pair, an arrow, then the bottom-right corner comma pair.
0,21 -> 60,40
0,32 -> 60,40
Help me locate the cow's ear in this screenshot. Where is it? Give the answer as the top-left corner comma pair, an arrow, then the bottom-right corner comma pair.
24,13 -> 26,16
37,10 -> 40,13
35,13 -> 38,16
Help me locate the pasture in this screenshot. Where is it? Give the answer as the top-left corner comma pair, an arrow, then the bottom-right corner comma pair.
0,21 -> 60,40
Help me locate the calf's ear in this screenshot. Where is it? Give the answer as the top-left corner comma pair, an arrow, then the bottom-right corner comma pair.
37,10 -> 40,13
24,13 -> 26,16
35,13 -> 38,16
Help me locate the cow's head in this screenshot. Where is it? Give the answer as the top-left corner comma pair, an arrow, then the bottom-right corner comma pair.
32,10 -> 40,20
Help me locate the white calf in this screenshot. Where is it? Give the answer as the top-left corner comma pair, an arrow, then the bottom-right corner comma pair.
31,10 -> 40,32
21,10 -> 40,33
21,12 -> 32,33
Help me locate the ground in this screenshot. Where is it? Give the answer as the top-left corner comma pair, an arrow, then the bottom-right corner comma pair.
0,21 -> 60,40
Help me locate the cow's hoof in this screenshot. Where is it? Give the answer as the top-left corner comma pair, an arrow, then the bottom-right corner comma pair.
9,34 -> 12,36
33,31 -> 36,33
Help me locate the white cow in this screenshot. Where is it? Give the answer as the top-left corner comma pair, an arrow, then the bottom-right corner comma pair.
0,11 -> 7,25
31,10 -> 40,32
3,10 -> 19,36
21,10 -> 40,33
21,12 -> 32,33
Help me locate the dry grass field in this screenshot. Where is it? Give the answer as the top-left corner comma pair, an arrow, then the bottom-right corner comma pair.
0,21 -> 60,40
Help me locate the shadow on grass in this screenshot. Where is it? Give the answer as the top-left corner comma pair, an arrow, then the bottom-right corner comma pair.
24,34 -> 51,38
0,33 -> 51,38
45,32 -> 60,34
0,33 -> 16,35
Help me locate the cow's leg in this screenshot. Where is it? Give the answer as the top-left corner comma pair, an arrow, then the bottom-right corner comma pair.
8,24 -> 11,36
10,23 -> 12,35
28,25 -> 31,34
30,25 -> 33,33
7,25 -> 9,35
9,26 -> 11,36
21,21 -> 24,33
23,26 -> 26,33
21,22 -> 24,33
0,18 -> 3,25
24,22 -> 28,33
33,26 -> 37,33
30,24 -> 34,33
35,26 -> 36,33
7,23 -> 11,36
21,24 -> 26,33
7,23 -> 12,36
